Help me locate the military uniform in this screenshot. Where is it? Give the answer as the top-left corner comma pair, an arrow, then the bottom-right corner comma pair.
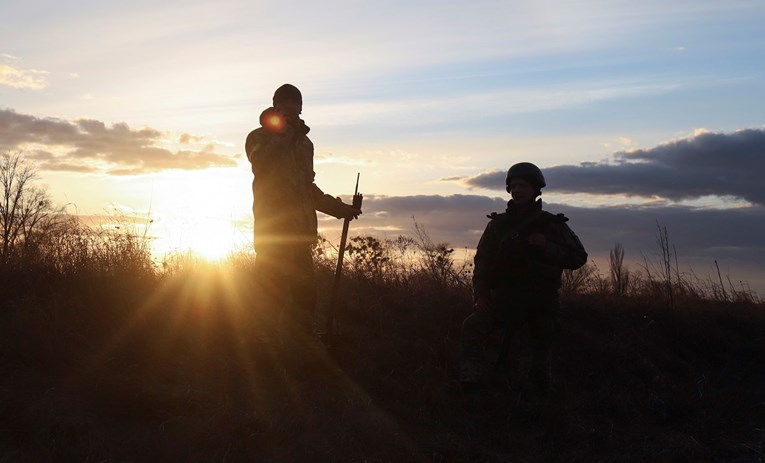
460,198 -> 587,387
245,107 -> 347,325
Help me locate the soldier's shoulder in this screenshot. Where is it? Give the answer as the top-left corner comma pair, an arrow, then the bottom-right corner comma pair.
245,128 -> 273,161
246,127 -> 267,141
486,211 -> 508,222
246,127 -> 273,149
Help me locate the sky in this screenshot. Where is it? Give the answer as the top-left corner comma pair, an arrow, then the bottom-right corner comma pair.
1,0 -> 764,294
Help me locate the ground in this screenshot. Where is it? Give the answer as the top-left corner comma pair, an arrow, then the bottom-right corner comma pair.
1,268 -> 763,462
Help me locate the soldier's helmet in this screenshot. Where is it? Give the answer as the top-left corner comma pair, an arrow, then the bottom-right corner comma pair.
273,83 -> 302,105
505,162 -> 546,193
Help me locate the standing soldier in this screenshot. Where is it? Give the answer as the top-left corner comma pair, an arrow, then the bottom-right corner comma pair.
460,162 -> 587,392
245,83 -> 361,330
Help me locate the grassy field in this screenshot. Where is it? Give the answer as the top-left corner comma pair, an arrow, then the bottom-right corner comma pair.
1,230 -> 764,462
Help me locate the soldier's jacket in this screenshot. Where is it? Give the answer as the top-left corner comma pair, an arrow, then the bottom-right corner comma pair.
472,199 -> 587,300
245,109 -> 346,249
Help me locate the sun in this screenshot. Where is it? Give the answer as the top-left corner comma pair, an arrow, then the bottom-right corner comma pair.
143,168 -> 254,263
185,216 -> 255,261
151,215 -> 249,263
185,220 -> 239,261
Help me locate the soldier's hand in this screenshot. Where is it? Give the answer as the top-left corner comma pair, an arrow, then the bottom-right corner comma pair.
340,203 -> 362,220
528,233 -> 546,248
474,295 -> 492,313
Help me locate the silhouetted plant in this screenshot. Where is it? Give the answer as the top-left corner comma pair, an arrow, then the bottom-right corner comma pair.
609,242 -> 630,296
411,219 -> 468,288
561,260 -> 599,298
311,235 -> 336,272
346,235 -> 390,282
0,152 -> 63,266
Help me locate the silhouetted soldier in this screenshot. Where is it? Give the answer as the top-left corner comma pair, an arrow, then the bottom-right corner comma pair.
460,162 -> 587,392
245,84 -> 360,330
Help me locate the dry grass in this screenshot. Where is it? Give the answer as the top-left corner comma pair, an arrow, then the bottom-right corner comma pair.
1,228 -> 764,462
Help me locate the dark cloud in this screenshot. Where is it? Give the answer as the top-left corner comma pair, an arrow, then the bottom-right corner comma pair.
439,175 -> 467,182
453,170 -> 505,190
0,108 -> 238,174
319,194 -> 506,248
458,128 -> 765,206
323,194 -> 765,294
550,202 -> 765,295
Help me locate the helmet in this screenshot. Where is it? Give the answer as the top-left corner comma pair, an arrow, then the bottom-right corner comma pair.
505,162 -> 546,192
273,83 -> 302,105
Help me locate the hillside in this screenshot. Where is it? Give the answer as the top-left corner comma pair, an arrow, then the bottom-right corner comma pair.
1,255 -> 764,462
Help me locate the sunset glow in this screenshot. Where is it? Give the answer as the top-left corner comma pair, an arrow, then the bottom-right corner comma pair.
1,0 -> 764,292
152,217 -> 247,262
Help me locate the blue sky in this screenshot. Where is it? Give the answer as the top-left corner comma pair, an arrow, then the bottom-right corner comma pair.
2,0 -> 764,292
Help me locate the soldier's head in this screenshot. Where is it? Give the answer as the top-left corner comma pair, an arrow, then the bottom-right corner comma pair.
272,83 -> 302,119
505,162 -> 546,205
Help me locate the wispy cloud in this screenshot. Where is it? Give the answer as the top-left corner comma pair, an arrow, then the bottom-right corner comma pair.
0,63 -> 49,90
238,1 -> 763,79
312,78 -> 683,129
0,109 -> 238,175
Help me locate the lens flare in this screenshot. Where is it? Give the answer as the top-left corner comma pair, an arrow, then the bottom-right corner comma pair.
261,110 -> 285,133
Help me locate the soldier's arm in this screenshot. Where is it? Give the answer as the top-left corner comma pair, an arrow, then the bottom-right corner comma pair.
311,182 -> 348,219
245,128 -> 293,174
472,221 -> 498,301
542,222 -> 588,270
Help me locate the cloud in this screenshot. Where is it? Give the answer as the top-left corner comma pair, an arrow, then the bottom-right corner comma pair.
347,194 -> 763,251
179,133 -> 205,144
0,109 -> 238,174
318,194 -> 504,247
450,170 -> 506,190
313,78 -> 683,131
323,193 -> 765,293
548,128 -> 765,205
0,64 -> 49,90
457,128 -> 765,206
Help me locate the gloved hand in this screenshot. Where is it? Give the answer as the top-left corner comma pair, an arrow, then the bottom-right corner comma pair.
338,201 -> 362,220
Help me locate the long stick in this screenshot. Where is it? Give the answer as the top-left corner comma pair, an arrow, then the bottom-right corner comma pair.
325,173 -> 361,338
